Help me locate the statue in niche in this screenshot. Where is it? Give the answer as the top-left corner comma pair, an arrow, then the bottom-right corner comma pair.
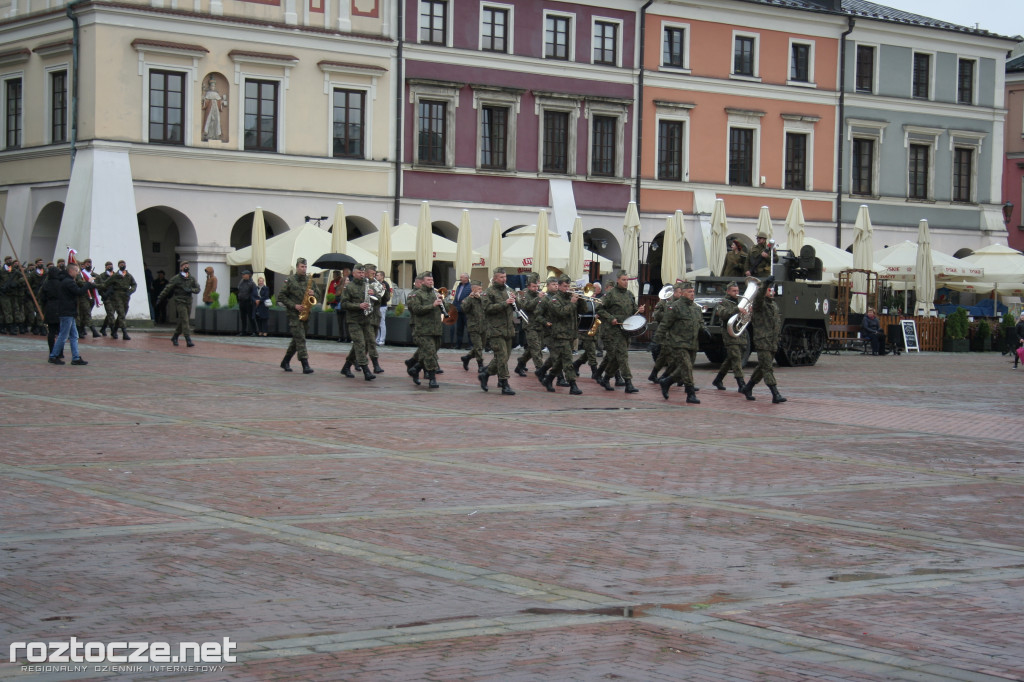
202,74 -> 228,142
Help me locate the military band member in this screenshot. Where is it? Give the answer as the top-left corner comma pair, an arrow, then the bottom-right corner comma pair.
339,264 -> 377,381
541,274 -> 583,394
156,261 -> 201,347
658,280 -> 703,403
746,232 -> 777,278
404,272 -> 426,384
276,257 -> 315,374
364,264 -> 388,374
712,281 -> 747,391
595,270 -> 644,393
741,278 -> 787,403
407,271 -> 443,388
572,287 -> 600,379
647,283 -> 683,383
460,280 -> 486,371
533,277 -> 558,382
513,273 -> 544,377
478,268 -> 516,395
107,260 -> 137,340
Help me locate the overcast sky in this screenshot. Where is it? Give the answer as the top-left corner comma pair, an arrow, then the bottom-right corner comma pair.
876,0 -> 1023,40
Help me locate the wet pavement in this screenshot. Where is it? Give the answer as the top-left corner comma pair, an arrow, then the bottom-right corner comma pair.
1,328 -> 1022,681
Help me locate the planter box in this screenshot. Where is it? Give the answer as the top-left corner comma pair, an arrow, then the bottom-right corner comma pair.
942,338 -> 969,353
213,309 -> 239,334
386,316 -> 413,345
970,336 -> 992,352
268,309 -> 287,335
193,307 -> 212,333
317,312 -> 338,339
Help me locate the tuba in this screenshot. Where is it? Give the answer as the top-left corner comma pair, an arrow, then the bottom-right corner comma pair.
658,284 -> 674,300
726,276 -> 761,338
298,274 -> 317,321
365,279 -> 385,316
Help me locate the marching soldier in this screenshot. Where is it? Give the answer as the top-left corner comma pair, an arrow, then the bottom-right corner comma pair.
541,274 -> 583,394
404,271 -> 425,384
595,270 -> 644,393
339,264 -> 377,381
364,264 -> 388,374
741,278 -> 787,403
76,258 -> 100,338
513,273 -> 544,377
156,261 -> 201,347
0,258 -> 27,334
712,281 -> 748,392
276,257 -> 316,374
25,259 -> 47,335
647,283 -> 683,383
95,262 -> 115,335
460,280 -> 486,372
106,260 -> 137,340
533,277 -> 558,382
572,287 -> 601,379
478,268 -> 516,395
406,271 -> 443,388
658,281 -> 703,403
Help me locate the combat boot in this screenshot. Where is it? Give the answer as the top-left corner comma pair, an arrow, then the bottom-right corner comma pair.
100,324 -> 108,336
185,336 -> 195,347
371,357 -> 384,374
769,384 -> 788,404
280,351 -> 294,372
647,368 -> 660,383
568,381 -> 582,395
658,376 -> 673,400
408,363 -> 422,385
556,374 -> 570,387
740,379 -> 756,401
614,374 -> 626,387
736,377 -> 746,392
110,328 -> 118,339
514,359 -> 528,377
572,357 -> 586,374
624,379 -> 639,394
499,378 -> 515,395
404,357 -> 416,371
478,368 -> 490,392
598,375 -> 615,391
340,360 -> 355,378
76,325 -> 84,337
90,326 -> 100,338
171,334 -> 179,346
711,369 -> 727,390
434,367 -> 444,374
300,358 -> 314,374
476,359 -> 483,371
427,370 -> 439,389
461,354 -> 472,371
8,325 -> 18,335
592,366 -> 604,382
121,330 -> 131,341
541,372 -> 556,393
685,385 -> 701,404
588,363 -> 598,379
361,365 -> 376,381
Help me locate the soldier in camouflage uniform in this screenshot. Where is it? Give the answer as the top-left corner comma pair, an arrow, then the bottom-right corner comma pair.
541,274 -> 584,394
647,284 -> 683,382
712,281 -> 748,392
741,278 -> 787,403
658,281 -> 703,403
532,277 -> 558,382
75,259 -> 100,338
25,259 -> 47,334
275,257 -> 315,374
513,273 -> 544,377
460,281 -> 485,371
156,261 -> 201,347
478,268 -> 516,395
364,264 -> 388,374
745,233 -> 777,277
407,271 -> 443,388
572,287 -> 601,379
94,262 -> 116,335
722,239 -> 747,278
339,264 -> 377,381
596,270 -> 644,393
404,272 -> 425,384
0,258 -> 27,334
105,260 -> 137,340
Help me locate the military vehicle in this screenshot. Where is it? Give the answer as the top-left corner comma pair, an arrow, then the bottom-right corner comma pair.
694,245 -> 832,367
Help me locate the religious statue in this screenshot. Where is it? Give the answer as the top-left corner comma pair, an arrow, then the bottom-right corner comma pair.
202,75 -> 227,142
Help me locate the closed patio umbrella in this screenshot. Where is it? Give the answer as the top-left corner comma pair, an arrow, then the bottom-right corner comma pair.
532,210 -> 551,278
330,202 -> 347,254
488,219 -> 502,278
784,198 -> 805,255
377,211 -> 392,285
415,201 -> 433,276
568,217 -> 585,281
708,199 -> 728,276
250,207 -> 267,286
913,219 -> 935,316
454,209 -> 473,278
851,205 -> 873,314
622,201 -> 641,297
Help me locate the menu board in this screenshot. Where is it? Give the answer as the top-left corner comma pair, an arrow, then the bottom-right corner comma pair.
901,319 -> 920,352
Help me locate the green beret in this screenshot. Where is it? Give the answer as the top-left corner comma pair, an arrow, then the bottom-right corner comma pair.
726,281 -> 739,289
417,270 -> 433,279
493,267 -> 506,275
674,280 -> 693,291
296,257 -> 307,266
353,263 -> 365,271
557,274 -> 571,284
471,279 -> 482,286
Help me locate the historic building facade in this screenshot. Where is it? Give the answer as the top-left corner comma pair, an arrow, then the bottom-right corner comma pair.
1005,54 -> 1024,251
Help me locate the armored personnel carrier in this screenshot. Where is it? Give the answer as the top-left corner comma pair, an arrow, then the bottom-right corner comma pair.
695,246 -> 832,367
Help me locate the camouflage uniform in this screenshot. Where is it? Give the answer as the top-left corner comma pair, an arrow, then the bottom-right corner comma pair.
575,297 -> 600,368
366,277 -> 390,363
481,281 -> 515,381
75,269 -> 96,334
156,271 -> 200,341
596,283 -> 639,388
722,250 -> 747,278
515,288 -> 545,373
746,241 -> 777,277
0,263 -> 26,332
461,291 -> 485,368
25,266 -> 47,333
94,267 -> 116,332
340,276 -> 374,369
106,269 -> 138,335
663,295 -> 702,389
543,288 -> 582,392
713,291 -> 747,388
277,272 -> 313,361
646,296 -> 673,380
744,282 -> 786,403
407,283 -> 443,372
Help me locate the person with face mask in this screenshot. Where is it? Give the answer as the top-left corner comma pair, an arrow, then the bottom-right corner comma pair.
95,261 -> 116,336
156,261 -> 201,347
105,260 -> 138,340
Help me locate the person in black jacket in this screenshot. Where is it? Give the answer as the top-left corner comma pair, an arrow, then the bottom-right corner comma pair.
38,266 -> 63,357
236,269 -> 256,336
861,307 -> 886,356
1014,312 -> 1024,369
47,263 -> 95,365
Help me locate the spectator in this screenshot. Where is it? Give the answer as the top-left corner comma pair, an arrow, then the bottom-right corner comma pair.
861,307 -> 887,355
1014,312 -> 1024,369
236,269 -> 256,336
202,266 -> 218,305
38,266 -> 63,358
47,262 -> 94,365
253,276 -> 271,336
452,273 -> 472,349
374,270 -> 391,346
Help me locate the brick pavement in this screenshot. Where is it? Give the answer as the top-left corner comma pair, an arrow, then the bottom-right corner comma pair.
0,329 -> 1022,681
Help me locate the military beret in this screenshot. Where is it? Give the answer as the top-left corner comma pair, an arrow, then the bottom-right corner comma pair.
493,267 -> 506,275
417,270 -> 433,279
726,281 -> 739,289
296,257 -> 307,266
546,276 -> 559,284
471,279 -> 482,286
674,280 -> 693,291
557,274 -> 572,284
363,263 -> 377,271
526,272 -> 540,284
353,263 -> 365,271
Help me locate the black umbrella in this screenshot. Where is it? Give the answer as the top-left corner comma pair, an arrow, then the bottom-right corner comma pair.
312,253 -> 358,271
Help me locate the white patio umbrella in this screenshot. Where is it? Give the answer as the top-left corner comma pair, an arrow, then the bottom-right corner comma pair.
568,217 -> 585,281
226,221 -> 375,275
622,201 -> 641,297
874,242 -> 982,281
351,222 -> 484,264
708,199 -> 728,276
532,210 -> 551,277
850,205 -> 874,314
913,219 -> 936,316
784,198 -> 805,255
249,207 -> 268,290
454,209 -> 473,278
660,215 -> 679,286
377,211 -> 392,285
330,202 -> 347,254
962,244 -> 1024,320
500,225 -> 613,274
415,201 -> 433,276
488,219 -> 502,278
755,205 -> 774,242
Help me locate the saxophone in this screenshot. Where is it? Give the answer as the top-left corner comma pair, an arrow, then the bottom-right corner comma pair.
298,275 -> 317,321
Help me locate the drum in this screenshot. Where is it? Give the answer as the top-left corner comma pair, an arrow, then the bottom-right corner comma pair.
578,313 -> 596,333
621,314 -> 647,336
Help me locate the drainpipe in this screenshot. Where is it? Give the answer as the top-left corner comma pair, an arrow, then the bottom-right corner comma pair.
66,0 -> 84,169
392,0 -> 404,223
634,0 -> 654,209
835,16 -> 855,247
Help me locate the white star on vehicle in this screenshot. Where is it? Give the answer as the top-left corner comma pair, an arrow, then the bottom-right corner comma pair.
814,298 -> 820,311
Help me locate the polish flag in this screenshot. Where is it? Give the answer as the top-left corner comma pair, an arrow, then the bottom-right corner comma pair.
68,248 -> 101,307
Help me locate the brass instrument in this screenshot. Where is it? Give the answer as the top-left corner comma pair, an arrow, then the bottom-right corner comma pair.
726,276 -> 761,338
298,274 -> 317,321
435,287 -> 457,325
506,286 -> 529,324
364,279 -> 385,316
658,284 -> 674,300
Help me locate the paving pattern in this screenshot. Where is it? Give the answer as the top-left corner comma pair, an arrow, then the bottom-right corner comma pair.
1,329 -> 1022,681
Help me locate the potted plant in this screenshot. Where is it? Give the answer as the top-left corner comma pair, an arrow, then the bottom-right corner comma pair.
970,319 -> 992,352
210,291 -> 239,334
385,302 -> 412,345
942,307 -> 969,353
1000,312 -> 1016,354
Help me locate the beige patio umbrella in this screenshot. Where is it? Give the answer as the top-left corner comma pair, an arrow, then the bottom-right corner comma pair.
488,219 -> 502,278
784,198 -> 805,255
250,207 -> 267,286
377,211 -> 392,285
532,210 -> 551,277
330,202 -> 347,254
850,205 -> 873,314
708,198 -> 728,276
500,225 -> 613,274
568,216 -> 585,282
415,201 -> 433,276
622,201 -> 641,297
454,209 -> 473,278
226,221 -> 375,275
755,205 -> 774,242
661,211 -> 686,286
962,244 -> 1024,320
913,219 -> 936,316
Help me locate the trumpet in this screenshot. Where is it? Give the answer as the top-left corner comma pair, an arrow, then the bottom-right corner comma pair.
298,275 -> 317,321
506,286 -> 529,324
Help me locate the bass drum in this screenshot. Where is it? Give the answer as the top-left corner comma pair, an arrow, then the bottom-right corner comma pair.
621,314 -> 648,337
578,313 -> 597,333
